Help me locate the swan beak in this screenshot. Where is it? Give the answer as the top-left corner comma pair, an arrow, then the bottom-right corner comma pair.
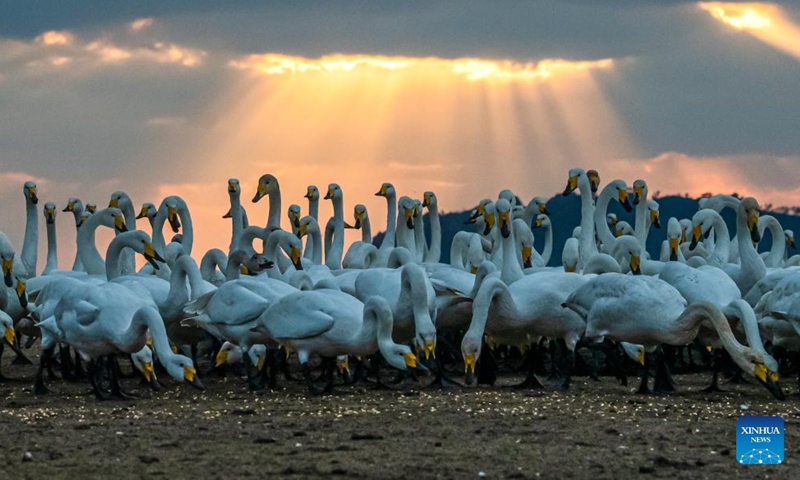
16,279 -> 27,308
336,357 -> 350,375
305,187 -> 316,199
422,193 -> 432,208
485,335 -> 497,351
324,187 -> 335,200
63,201 -> 75,213
424,340 -> 436,360
136,206 -> 149,219
562,176 -> 578,196
228,180 -> 238,193
86,204 -> 96,213
564,264 -> 577,273
222,208 -> 232,219
45,206 -> 56,224
290,211 -> 300,228
167,206 -> 181,233
614,227 -> 623,238
538,203 -> 550,215
470,265 -> 478,274
650,210 -> 661,229
587,170 -> 600,194
375,185 -> 388,197
143,242 -> 164,269
109,198 -> 119,208
754,362 -> 784,400
27,186 -> 38,205
618,189 -> 633,212
463,353 -> 476,385
256,354 -> 266,372
748,211 -> 761,244
252,182 -> 267,203
114,215 -> 127,233
297,224 -> 308,238
669,238 -> 679,262
4,326 -> 16,347
629,255 -> 641,275
141,362 -> 155,383
183,365 -> 205,390
354,211 -> 363,230
404,207 -> 415,230
689,225 -> 702,251
468,204 -> 486,223
215,348 -> 228,367
638,350 -> 645,366
788,236 -> 796,249
522,246 -> 533,269
403,352 -> 418,369
498,212 -> 510,239
2,258 -> 13,287
483,213 -> 495,236
534,218 -> 543,228
290,245 -> 303,270
633,185 -> 644,206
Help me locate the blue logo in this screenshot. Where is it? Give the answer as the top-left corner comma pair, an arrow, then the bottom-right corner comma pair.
737,416 -> 784,465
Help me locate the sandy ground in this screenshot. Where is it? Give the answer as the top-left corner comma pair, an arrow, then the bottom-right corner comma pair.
1,352 -> 799,480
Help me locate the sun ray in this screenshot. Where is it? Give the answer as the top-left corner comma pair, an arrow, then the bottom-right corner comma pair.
699,2 -> 800,60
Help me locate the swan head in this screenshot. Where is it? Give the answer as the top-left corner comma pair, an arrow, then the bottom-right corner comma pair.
15,277 -> 28,308
563,168 -> 584,196
422,191 -> 437,208
481,202 -> 496,236
587,170 -> 600,194
63,197 -> 81,214
288,204 -> 301,228
163,352 -> 204,390
375,182 -> 394,197
1,310 -> 22,356
648,200 -> 661,228
786,230 -> 796,250
277,231 -> 304,270
667,217 -> 682,261
324,183 -> 342,201
227,178 -> 240,194
137,202 -> 156,220
111,208 -> 127,232
614,182 -> 633,212
85,203 -> 97,214
215,341 -> 243,367
252,174 -> 278,203
632,179 -> 647,205
606,213 -> 618,229
679,218 -> 692,244
2,253 -> 14,287
116,230 -> 165,269
615,220 -> 633,238
737,349 -> 785,400
742,197 -> 761,244
23,181 -> 38,205
533,213 -> 550,229
351,204 -> 367,229
162,197 -> 182,233
398,196 -> 416,230
461,336 -> 481,385
495,199 -> 512,239
563,237 -> 579,273
305,184 -> 319,200
620,342 -> 646,366
531,196 -> 550,215
43,202 -> 56,225
108,191 -> 131,210
296,216 -> 318,239
466,198 -> 491,223
131,346 -> 159,388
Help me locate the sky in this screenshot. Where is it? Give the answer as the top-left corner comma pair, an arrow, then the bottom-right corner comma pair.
1,0 -> 799,268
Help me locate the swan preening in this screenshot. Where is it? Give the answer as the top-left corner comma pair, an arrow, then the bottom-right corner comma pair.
0,169 -> 794,402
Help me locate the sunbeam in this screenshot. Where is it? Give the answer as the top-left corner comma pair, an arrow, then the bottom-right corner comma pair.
699,2 -> 800,60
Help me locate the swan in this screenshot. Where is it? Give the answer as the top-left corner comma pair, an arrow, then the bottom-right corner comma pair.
0,310 -> 24,379
342,205 -> 378,269
374,183 -> 397,267
413,199 -> 427,262
688,209 -> 730,266
297,216 -> 323,267
394,196 -> 418,258
531,214 -> 553,266
238,227 -> 303,279
562,168 -> 600,270
462,269 -> 588,389
757,215 -> 786,268
354,262 -> 438,358
109,191 -> 138,275
562,273 -> 783,399
631,180 -> 661,248
215,341 -> 267,377
423,192 -> 441,264
42,203 -> 59,275
723,198 -> 766,296
225,178 -> 248,257
136,202 -> 158,229
287,204 -> 301,236
85,203 -> 97,214
253,293 -> 419,394
449,232 -> 488,272
63,198 -> 85,271
151,196 -> 193,259
323,183 -> 345,270
784,230 -> 796,263
252,174 -> 282,252
13,181 -> 39,280
592,179 -> 633,254
562,237 -> 579,273
519,196 -> 549,229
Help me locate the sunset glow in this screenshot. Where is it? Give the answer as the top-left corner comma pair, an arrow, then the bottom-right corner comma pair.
699,2 -> 800,60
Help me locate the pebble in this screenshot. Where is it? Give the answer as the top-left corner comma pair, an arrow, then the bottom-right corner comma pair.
22,452 -> 33,462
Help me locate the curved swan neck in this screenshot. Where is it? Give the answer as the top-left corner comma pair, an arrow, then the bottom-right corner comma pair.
21,198 -> 38,277
466,277 -> 516,342
500,229 -> 524,285
724,299 -> 772,361
397,263 -> 433,334
381,192 -> 397,250
594,181 -> 622,251
541,221 -> 553,265
77,214 -> 108,276
325,196 -> 345,270
759,216 -> 785,267
425,203 -> 441,264
679,303 -> 750,369
200,248 -> 227,281
361,215 -> 372,243
634,198 -> 648,247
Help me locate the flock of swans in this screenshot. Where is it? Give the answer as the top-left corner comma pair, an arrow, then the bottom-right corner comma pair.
1,169 -> 799,401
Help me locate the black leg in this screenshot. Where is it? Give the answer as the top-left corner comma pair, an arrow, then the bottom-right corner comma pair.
560,342 -> 574,390
636,350 -> 651,394
510,343 -> 544,390
652,348 -> 675,394
701,349 -> 725,393
34,346 -> 55,395
109,356 -> 138,400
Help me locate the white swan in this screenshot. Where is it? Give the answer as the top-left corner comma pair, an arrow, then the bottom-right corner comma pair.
531,214 -> 553,266
423,191 -> 441,264
757,215 -> 786,268
723,198 -> 767,296
252,174 -> 282,251
63,198 -> 85,271
287,204 -> 301,236
563,273 -> 783,398
225,178 -> 247,257
253,292 -> 419,393
42,203 -> 58,275
374,183 -> 397,267
562,168 -> 600,269
109,191 -> 138,275
593,179 -> 633,254
342,205 -> 378,269
323,183 -> 345,270
151,196 -> 193,259
14,181 -> 39,280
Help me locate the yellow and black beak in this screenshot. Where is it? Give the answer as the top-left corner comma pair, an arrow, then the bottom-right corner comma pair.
291,211 -> 300,228
498,211 -> 510,238
375,185 -> 388,197
669,237 -> 679,262
228,180 -> 238,193
689,225 -> 702,251
638,349 -> 645,366
403,352 -> 418,369
215,348 -> 229,367
748,211 -> 761,244
143,241 -> 165,270
336,357 -> 350,375
483,212 -> 495,236
141,361 -> 156,384
562,175 -> 578,196
2,257 -> 13,287
4,325 -> 22,355
618,189 -> 632,212
45,207 -> 56,224
587,170 -> 600,194
86,204 -> 96,214
222,207 -> 232,219
256,354 -> 266,373
252,182 -> 267,203
753,362 -> 785,400
27,186 -> 38,205
522,245 -> 533,269
629,254 -> 641,275
109,198 -> 119,208
463,353 -> 477,385
16,278 -> 27,308
650,209 -> 661,229
305,187 -> 316,199
324,187 -> 335,200
614,227 -> 623,238
538,203 -> 550,215
63,201 -> 75,213
534,218 -> 543,228
114,214 -> 128,233
297,223 -> 308,239
423,340 -> 436,360
404,207 -> 415,230
136,206 -> 149,219
564,264 -> 577,273
633,185 -> 644,206
467,204 -> 486,223
290,245 -> 303,270
183,365 -> 204,390
422,193 -> 432,208
789,236 -> 796,250
167,206 -> 181,233
353,211 -> 363,230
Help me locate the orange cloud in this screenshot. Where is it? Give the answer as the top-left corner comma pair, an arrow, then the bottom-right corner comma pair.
699,2 -> 800,60
130,18 -> 154,32
36,30 -> 74,46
